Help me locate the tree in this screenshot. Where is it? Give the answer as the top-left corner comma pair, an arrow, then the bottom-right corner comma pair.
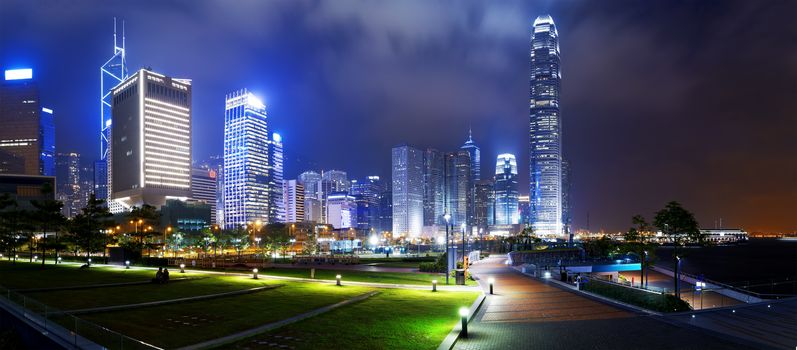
653,201 -> 700,298
30,182 -> 67,266
69,194 -> 113,264
266,223 -> 290,262
0,193 -> 24,265
228,227 -> 250,259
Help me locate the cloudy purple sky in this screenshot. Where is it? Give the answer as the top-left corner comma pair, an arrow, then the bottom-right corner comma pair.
1,0 -> 795,232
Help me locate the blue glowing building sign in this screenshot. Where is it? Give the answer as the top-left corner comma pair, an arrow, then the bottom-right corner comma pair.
4,69 -> 33,80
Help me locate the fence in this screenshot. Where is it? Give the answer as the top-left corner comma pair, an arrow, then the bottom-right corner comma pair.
0,284 -> 160,350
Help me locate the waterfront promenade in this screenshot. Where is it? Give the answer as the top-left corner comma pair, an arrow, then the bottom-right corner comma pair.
453,256 -> 763,350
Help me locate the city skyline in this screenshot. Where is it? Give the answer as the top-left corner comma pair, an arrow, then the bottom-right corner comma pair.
1,0 -> 795,232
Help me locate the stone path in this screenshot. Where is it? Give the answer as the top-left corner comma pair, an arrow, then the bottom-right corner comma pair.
452,255 -> 761,350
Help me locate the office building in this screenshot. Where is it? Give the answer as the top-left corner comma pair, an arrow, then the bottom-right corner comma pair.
109,69 -> 192,210
378,189 -> 392,234
298,170 -> 322,222
223,89 -> 269,228
98,19 -> 129,203
0,68 -> 55,176
494,153 -> 520,225
423,148 -> 445,227
55,152 -> 84,217
474,179 -> 493,231
191,167 -> 217,224
460,129 -> 480,182
529,14 -> 564,236
351,176 -> 382,231
454,150 -> 472,227
0,174 -> 55,210
320,170 -> 348,223
283,179 -> 305,223
326,192 -> 355,229
268,132 -> 284,223
392,145 -> 424,238
518,195 -> 531,225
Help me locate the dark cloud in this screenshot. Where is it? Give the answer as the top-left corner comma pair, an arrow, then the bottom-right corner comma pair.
1,0 -> 794,232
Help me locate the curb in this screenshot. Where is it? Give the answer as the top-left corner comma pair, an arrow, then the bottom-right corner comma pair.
437,293 -> 487,350
176,290 -> 380,350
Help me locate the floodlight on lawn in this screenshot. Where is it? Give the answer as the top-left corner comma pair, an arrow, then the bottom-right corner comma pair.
253,268 -> 259,279
432,279 -> 437,292
125,260 -> 130,269
336,274 -> 342,286
180,263 -> 186,273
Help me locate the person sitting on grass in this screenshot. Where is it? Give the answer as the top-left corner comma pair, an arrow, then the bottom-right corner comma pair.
153,267 -> 163,284
162,268 -> 170,283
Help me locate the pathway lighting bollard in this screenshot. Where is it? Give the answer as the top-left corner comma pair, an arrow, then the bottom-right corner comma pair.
34,255 -> 38,261
57,257 -> 62,263
125,260 -> 130,269
253,268 -> 259,279
459,307 -> 469,338
432,280 -> 437,292
180,263 -> 186,273
336,274 -> 342,286
488,277 -> 495,295
87,258 -> 92,266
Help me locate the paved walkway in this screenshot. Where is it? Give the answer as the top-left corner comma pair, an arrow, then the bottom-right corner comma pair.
453,256 -> 761,350
620,270 -> 744,310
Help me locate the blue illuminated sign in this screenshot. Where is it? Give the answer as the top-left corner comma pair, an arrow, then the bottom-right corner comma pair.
4,68 -> 33,80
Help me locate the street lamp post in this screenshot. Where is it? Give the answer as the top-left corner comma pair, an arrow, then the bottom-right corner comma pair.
444,213 -> 451,285
461,223 -> 467,267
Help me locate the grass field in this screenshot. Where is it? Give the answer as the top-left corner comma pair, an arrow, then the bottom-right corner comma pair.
227,288 -> 480,350
1,260 -> 479,349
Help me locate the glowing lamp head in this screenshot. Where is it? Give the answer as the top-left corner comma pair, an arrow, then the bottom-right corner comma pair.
488,278 -> 495,285
459,307 -> 469,317
125,260 -> 130,265
180,263 -> 185,268
432,279 -> 437,285
253,268 -> 258,273
336,274 -> 342,279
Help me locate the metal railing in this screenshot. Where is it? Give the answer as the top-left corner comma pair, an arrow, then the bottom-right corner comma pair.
0,284 -> 161,350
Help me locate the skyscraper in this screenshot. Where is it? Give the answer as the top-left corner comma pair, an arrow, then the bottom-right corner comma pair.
351,176 -> 382,231
109,69 -> 192,210
454,150 -> 472,227
474,179 -> 493,231
378,190 -> 392,234
223,89 -> 269,228
494,153 -> 520,225
268,133 -> 284,223
282,179 -> 304,223
0,68 -> 55,176
392,145 -> 424,238
529,14 -> 564,236
423,148 -> 445,227
298,170 -> 321,222
191,167 -> 217,224
55,152 -> 83,217
320,170 -> 348,223
326,192 -> 356,229
98,19 -> 128,204
460,129 -> 480,182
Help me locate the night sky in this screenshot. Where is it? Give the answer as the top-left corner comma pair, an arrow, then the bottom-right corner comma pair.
1,0 -> 795,233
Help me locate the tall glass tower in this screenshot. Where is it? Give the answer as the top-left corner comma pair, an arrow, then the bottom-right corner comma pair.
392,145 -> 424,238
494,154 -> 519,225
223,89 -> 269,228
98,18 -> 128,204
529,14 -> 563,236
460,128 -> 480,182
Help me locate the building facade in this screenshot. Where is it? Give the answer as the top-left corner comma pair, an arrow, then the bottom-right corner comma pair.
392,145 -> 424,238
0,68 -> 55,177
460,129 -> 481,182
109,69 -> 192,210
529,14 -> 564,236
98,19 -> 128,204
55,152 -> 84,217
268,132 -> 284,223
494,153 -> 520,225
223,89 -> 269,228
283,179 -> 305,223
423,148 -> 445,227
191,167 -> 217,224
298,171 -> 322,222
326,192 -> 355,229
350,176 -> 382,231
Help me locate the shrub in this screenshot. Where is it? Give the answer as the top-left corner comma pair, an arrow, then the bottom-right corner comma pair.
583,279 -> 691,312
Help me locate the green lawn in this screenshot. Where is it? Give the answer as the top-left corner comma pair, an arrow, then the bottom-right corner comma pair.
25,274 -> 277,310
226,289 -> 480,350
256,267 -> 478,286
79,282 -> 374,349
0,260 -> 155,289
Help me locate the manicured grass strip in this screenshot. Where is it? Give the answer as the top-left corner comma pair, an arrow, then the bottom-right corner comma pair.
256,267 -> 478,286
227,289 -> 480,350
67,284 -> 283,315
0,260 -> 155,289
80,282 -> 374,349
179,291 -> 379,350
25,275 -> 274,310
15,276 -> 203,292
583,279 -> 692,312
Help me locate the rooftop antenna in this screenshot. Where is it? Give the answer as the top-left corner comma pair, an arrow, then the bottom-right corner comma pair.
113,17 -> 117,48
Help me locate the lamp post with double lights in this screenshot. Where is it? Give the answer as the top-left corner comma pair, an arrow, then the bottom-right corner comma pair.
444,213 -> 451,285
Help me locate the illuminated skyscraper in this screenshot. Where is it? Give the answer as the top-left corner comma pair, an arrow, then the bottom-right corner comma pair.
56,152 -> 83,217
320,170 -> 348,223
423,148 -> 445,226
351,176 -> 383,231
223,89 -> 269,228
327,192 -> 355,229
529,14 -> 563,236
392,145 -> 424,238
282,179 -> 304,223
0,68 -> 55,176
98,18 -> 128,203
460,129 -> 480,182
109,69 -> 192,210
191,167 -> 218,224
494,154 -> 519,225
268,132 -> 284,223
298,170 -> 321,222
